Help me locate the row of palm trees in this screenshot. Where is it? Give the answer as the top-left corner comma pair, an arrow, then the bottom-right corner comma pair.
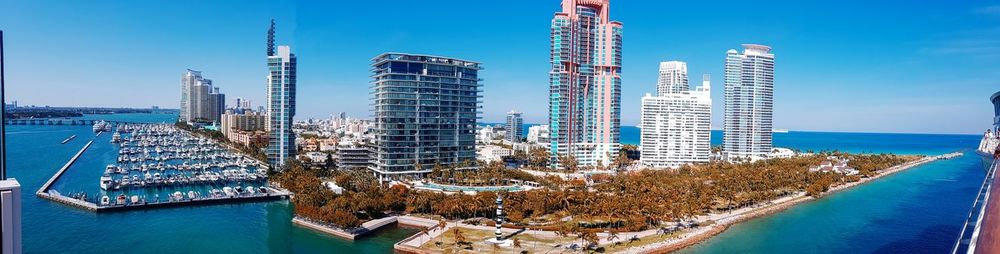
275,152 -> 917,234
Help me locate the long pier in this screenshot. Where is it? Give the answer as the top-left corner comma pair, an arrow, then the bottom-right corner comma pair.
36,140 -> 92,196
94,188 -> 290,212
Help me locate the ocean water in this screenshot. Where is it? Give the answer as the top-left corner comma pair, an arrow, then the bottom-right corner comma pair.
678,133 -> 985,254
13,114 -> 416,254
15,116 -> 987,253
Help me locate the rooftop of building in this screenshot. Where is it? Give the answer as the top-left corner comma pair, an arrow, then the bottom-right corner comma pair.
370,52 -> 481,69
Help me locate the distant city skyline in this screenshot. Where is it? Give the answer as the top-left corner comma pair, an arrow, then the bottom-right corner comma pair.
1,0 -> 998,134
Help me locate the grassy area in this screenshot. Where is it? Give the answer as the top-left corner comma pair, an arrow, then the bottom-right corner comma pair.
419,226 -> 579,254
413,225 -> 695,253
601,230 -> 686,253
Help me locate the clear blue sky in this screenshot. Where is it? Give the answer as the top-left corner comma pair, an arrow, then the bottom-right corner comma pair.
1,0 -> 998,134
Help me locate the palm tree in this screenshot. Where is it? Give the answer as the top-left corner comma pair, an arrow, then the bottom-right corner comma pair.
559,155 -> 578,173
606,229 -> 620,242
437,220 -> 447,231
452,228 -> 466,246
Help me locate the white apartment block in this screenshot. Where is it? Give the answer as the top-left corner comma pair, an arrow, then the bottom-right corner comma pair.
723,44 -> 775,162
640,62 -> 712,169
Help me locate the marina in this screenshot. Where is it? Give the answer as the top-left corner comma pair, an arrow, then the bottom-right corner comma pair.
38,122 -> 289,212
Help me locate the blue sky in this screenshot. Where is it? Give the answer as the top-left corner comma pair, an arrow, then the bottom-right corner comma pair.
1,0 -> 998,134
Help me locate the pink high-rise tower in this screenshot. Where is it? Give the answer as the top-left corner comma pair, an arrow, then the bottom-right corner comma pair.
549,0 -> 623,168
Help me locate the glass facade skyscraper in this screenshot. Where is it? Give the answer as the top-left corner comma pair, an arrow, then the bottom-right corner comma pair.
370,53 -> 482,181
549,0 -> 623,167
506,111 -> 523,143
266,21 -> 296,169
723,44 -> 774,161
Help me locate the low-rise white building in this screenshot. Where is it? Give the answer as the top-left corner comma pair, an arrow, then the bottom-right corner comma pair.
303,151 -> 328,164
769,148 -> 796,159
809,157 -> 859,175
323,181 -> 344,194
477,145 -> 512,162
527,125 -> 550,144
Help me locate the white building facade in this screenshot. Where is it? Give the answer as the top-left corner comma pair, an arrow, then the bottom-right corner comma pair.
723,44 -> 774,161
266,23 -> 297,168
640,62 -> 712,169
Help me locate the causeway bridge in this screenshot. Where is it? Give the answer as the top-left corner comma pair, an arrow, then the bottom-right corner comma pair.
3,119 -> 145,126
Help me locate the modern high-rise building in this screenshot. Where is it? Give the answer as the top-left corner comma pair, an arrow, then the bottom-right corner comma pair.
723,44 -> 775,161
180,69 -> 225,123
370,53 -> 482,181
266,20 -> 296,169
549,0 -> 623,168
506,111 -> 523,143
657,61 -> 688,96
640,62 -> 712,169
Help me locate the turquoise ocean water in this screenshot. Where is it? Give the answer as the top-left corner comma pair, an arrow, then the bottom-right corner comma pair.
13,116 -> 987,253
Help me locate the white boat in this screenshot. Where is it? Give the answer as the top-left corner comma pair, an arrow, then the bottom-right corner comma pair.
223,187 -> 234,197
173,191 -> 183,201
100,196 -> 110,206
99,175 -> 113,190
188,191 -> 198,200
130,195 -> 140,204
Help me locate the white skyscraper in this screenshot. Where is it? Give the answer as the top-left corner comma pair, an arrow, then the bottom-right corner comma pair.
723,44 -> 774,161
640,62 -> 712,169
180,69 -> 225,123
266,20 -> 296,169
657,61 -> 688,96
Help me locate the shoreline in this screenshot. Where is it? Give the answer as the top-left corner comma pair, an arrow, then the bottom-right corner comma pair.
388,152 -> 963,254
294,215 -> 439,241
630,152 -> 963,253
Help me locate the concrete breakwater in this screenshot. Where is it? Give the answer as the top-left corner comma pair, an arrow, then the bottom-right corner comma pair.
294,215 -> 440,241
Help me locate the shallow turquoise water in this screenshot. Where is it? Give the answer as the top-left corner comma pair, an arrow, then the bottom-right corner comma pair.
679,133 -> 985,254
